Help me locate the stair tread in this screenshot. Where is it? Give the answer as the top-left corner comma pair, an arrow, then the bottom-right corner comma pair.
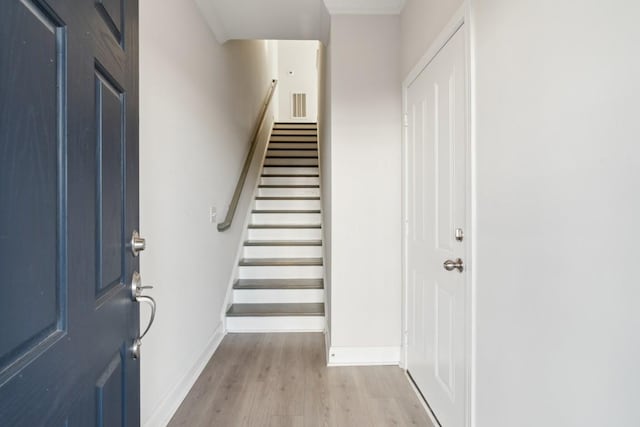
252,210 -> 321,214
261,164 -> 319,168
261,174 -> 319,177
239,257 -> 323,266
267,147 -> 318,151
248,224 -> 321,229
226,303 -> 324,317
268,143 -> 318,145
275,122 -> 317,125
258,185 -> 319,188
233,279 -> 324,289
255,196 -> 320,200
244,240 -> 322,246
265,157 -> 319,160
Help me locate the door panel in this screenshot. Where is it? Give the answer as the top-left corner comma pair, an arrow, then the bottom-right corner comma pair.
406,26 -> 467,427
0,0 -> 140,425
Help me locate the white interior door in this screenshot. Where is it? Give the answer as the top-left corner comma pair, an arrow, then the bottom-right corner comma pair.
406,25 -> 467,427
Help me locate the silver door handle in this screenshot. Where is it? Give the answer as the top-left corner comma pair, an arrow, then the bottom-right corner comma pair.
443,258 -> 464,273
130,271 -> 157,359
130,230 -> 146,256
136,295 -> 156,340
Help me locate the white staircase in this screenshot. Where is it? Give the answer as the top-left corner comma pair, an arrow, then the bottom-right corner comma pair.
226,122 -> 325,332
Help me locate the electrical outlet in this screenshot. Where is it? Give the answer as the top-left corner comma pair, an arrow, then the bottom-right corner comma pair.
209,207 -> 217,224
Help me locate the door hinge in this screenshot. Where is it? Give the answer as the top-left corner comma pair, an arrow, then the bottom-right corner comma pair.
402,113 -> 409,128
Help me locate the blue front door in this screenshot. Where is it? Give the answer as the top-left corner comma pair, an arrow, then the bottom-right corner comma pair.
0,0 -> 140,425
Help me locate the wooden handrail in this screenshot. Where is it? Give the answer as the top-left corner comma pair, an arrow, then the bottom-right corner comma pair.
218,79 -> 278,232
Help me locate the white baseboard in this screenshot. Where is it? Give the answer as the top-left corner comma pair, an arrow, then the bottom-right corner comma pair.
324,327 -> 331,365
327,345 -> 401,366
143,323 -> 225,427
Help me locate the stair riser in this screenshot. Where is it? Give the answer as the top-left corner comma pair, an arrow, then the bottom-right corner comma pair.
262,166 -> 318,175
270,129 -> 317,135
254,199 -> 321,210
270,136 -> 317,142
273,123 -> 317,128
268,143 -> 318,150
260,176 -> 319,186
248,228 -> 321,240
232,289 -> 324,304
264,158 -> 318,167
258,187 -> 320,197
243,245 -> 322,258
238,265 -> 323,279
266,150 -> 318,158
251,212 -> 321,225
226,316 -> 324,333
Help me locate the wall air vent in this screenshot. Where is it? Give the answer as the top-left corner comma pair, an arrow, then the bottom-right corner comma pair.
291,93 -> 307,118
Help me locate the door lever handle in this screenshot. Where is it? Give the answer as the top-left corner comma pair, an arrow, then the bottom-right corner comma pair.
443,258 -> 464,273
136,295 -> 156,341
130,271 -> 157,359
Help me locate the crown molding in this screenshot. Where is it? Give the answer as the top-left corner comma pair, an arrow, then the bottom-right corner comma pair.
323,0 -> 405,15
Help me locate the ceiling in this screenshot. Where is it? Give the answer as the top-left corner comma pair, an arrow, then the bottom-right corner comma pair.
194,0 -> 406,44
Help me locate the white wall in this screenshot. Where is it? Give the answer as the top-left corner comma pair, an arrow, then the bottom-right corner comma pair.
277,40 -> 320,122
400,0 -> 463,77
472,1 -> 640,425
139,0 -> 276,424
326,15 -> 402,363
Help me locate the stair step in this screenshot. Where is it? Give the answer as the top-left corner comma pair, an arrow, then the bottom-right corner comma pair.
266,152 -> 318,158
248,224 -> 321,229
270,136 -> 317,142
268,143 -> 318,150
243,241 -> 322,258
251,210 -> 320,214
226,303 -> 324,317
234,278 -> 324,289
239,258 -> 323,266
260,176 -> 319,186
267,148 -> 318,153
261,174 -> 319,177
262,167 -> 319,175
251,212 -> 321,225
255,196 -> 320,200
232,288 -> 324,304
274,123 -> 317,127
271,130 -> 317,136
244,240 -> 322,247
254,199 -> 320,212
248,226 -> 322,241
264,158 -> 318,167
258,185 -> 319,189
239,264 -> 323,279
267,147 -> 317,151
258,186 -> 320,197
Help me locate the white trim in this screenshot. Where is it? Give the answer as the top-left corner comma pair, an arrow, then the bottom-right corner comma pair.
324,0 -> 405,15
400,3 -> 474,426
466,1 -> 478,426
324,327 -> 332,365
327,346 -> 401,366
142,323 -> 225,427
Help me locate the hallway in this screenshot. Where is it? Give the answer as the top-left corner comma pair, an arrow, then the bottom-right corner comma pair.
168,333 -> 433,426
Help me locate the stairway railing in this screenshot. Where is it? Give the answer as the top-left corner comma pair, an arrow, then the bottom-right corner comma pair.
218,79 -> 278,232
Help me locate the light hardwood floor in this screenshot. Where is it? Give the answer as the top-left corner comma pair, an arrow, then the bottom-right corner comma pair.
168,333 -> 434,427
